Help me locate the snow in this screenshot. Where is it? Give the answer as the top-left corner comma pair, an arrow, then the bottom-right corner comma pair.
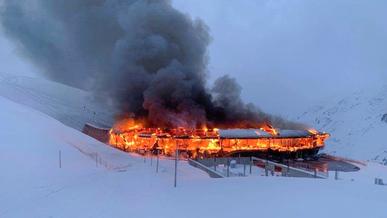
296,84 -> 387,162
1,85 -> 387,217
0,72 -> 115,130
218,129 -> 314,138
0,95 -> 207,217
219,129 -> 271,138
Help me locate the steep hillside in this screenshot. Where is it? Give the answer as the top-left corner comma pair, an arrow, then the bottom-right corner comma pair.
296,85 -> 387,162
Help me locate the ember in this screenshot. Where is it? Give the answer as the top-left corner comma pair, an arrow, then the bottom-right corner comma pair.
108,119 -> 329,158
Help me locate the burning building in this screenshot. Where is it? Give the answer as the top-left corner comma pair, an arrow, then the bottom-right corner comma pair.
107,120 -> 329,158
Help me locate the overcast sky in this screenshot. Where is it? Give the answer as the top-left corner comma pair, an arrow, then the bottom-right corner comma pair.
173,0 -> 387,115
1,0 -> 386,116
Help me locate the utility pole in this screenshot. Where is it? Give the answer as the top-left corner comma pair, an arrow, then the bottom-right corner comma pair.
59,150 -> 62,168
213,157 -> 216,171
287,159 -> 290,177
227,158 -> 230,177
95,153 -> 98,167
249,156 -> 252,174
156,150 -> 159,173
335,170 -> 339,180
174,140 -> 179,188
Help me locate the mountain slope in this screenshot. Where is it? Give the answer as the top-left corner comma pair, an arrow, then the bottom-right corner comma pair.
296,85 -> 387,162
0,72 -> 115,130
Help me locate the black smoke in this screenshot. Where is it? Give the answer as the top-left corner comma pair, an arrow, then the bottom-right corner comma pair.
0,0 -> 305,129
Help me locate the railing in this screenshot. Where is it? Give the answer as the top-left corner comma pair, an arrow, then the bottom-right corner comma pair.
188,159 -> 225,178
251,157 -> 328,178
191,156 -> 328,179
323,154 -> 367,166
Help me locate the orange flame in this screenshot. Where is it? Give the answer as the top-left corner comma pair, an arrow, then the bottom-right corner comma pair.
260,124 -> 279,136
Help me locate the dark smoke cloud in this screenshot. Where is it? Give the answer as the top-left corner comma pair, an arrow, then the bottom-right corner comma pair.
0,0 -> 305,129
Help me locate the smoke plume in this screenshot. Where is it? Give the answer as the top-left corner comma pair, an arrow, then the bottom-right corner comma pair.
1,0 -> 305,129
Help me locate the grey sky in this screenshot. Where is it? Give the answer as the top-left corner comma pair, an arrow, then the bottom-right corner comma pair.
1,0 -> 386,116
0,27 -> 39,77
173,0 -> 387,115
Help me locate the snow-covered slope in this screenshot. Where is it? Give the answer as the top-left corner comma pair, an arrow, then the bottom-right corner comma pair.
1,94 -> 387,217
0,96 -> 208,217
296,85 -> 387,161
0,72 -> 115,130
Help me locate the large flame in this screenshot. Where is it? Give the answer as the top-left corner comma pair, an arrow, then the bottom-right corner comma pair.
108,119 -> 329,158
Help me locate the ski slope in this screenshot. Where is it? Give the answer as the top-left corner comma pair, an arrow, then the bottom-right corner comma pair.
1,89 -> 387,217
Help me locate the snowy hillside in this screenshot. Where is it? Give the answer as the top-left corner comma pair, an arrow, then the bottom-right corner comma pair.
296,85 -> 387,162
0,72 -> 115,130
0,96 -> 209,217
1,86 -> 387,217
